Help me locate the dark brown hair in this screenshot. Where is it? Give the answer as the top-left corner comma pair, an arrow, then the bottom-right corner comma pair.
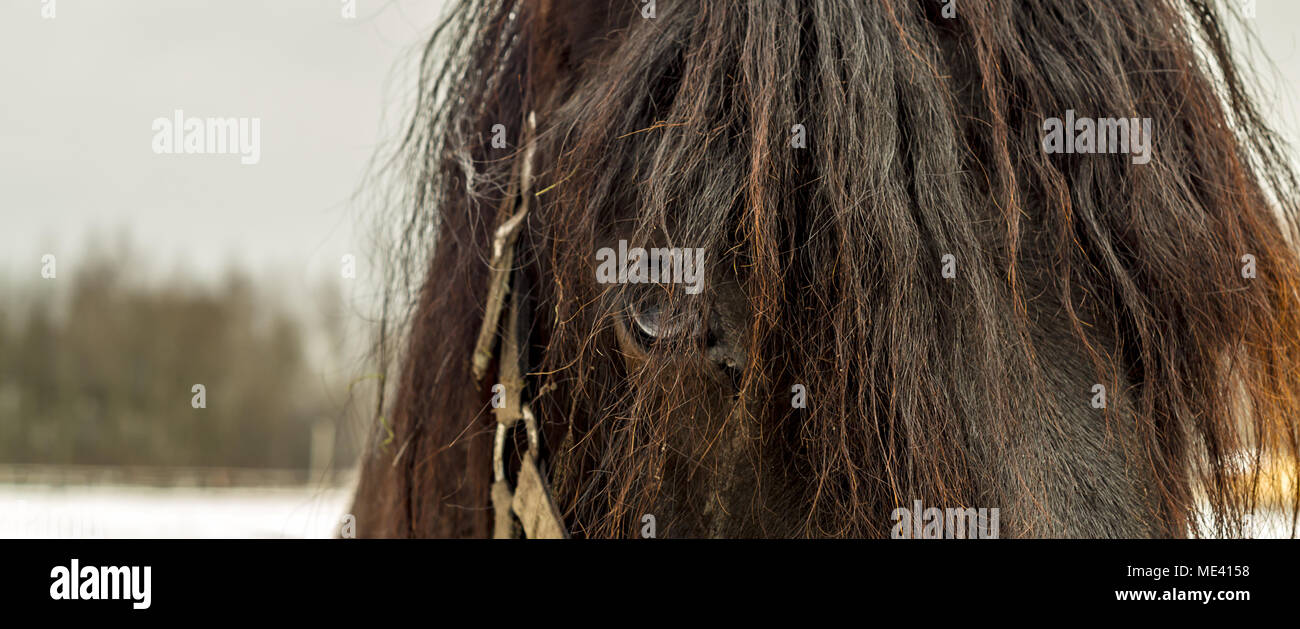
352,0 -> 1300,538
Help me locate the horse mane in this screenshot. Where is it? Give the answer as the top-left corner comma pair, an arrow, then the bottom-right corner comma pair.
352,0 -> 1300,538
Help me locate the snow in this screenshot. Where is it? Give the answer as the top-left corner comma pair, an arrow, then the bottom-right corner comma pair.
1,480 -> 1293,538
0,482 -> 355,538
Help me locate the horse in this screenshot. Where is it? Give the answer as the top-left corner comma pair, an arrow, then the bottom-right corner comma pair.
350,0 -> 1300,538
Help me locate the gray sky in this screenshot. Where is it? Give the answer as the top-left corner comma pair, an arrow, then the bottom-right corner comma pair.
0,0 -> 1297,291
0,0 -> 446,288
1230,3 -> 1300,154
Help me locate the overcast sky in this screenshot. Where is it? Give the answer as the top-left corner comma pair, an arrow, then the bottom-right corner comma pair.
0,0 -> 446,291
0,0 -> 1297,292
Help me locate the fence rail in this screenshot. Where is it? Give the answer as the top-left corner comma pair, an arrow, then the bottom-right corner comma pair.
0,464 -> 357,488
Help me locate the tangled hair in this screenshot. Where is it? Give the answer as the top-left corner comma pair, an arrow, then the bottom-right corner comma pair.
352,0 -> 1300,538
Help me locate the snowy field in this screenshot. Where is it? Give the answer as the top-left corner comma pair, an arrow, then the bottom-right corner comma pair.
0,482 -> 355,538
0,481 -> 1293,538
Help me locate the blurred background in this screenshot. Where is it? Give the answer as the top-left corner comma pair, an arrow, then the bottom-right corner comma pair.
0,0 -> 446,537
0,1 -> 1297,538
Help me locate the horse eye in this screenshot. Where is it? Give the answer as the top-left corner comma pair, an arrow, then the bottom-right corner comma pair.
627,298 -> 697,346
631,301 -> 664,339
